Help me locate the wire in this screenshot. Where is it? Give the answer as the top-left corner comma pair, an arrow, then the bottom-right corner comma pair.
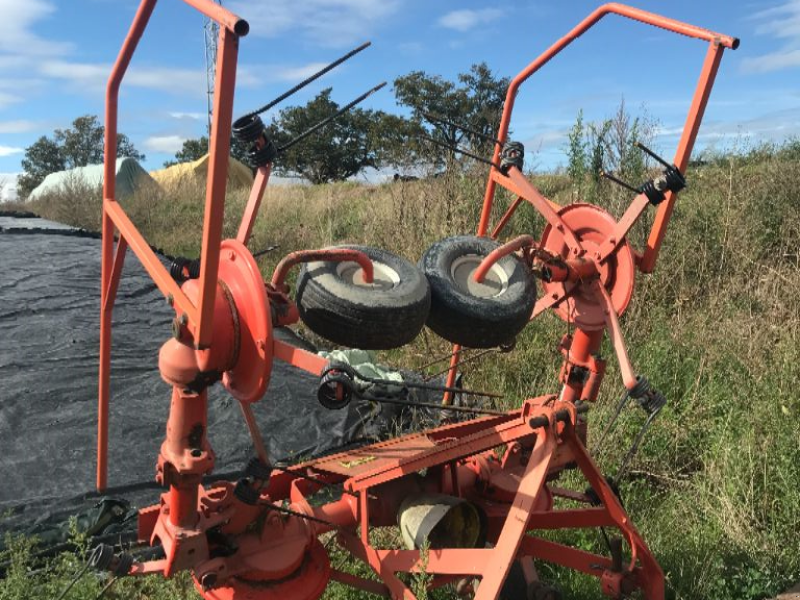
94,576 -> 118,600
349,367 -> 503,399
358,393 -> 507,417
54,560 -> 92,600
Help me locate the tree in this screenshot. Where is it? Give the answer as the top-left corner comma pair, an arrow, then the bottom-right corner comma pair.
18,137 -> 64,199
393,62 -> 509,166
366,113 -> 426,173
163,135 -> 251,168
18,115 -> 144,198
267,88 -> 385,184
163,136 -> 209,167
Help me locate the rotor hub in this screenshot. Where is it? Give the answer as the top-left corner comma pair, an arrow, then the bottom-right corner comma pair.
539,203 -> 635,330
177,239 -> 273,403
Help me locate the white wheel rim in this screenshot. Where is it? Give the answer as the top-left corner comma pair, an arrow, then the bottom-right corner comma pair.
450,254 -> 508,298
336,260 -> 400,291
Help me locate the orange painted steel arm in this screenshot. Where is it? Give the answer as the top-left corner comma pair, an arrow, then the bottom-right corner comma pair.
102,237 -> 128,313
105,202 -> 198,322
473,413 -> 558,600
641,40 -> 727,272
531,287 -> 571,320
237,165 -> 272,245
194,26 -> 240,349
490,196 -> 524,239
596,193 -> 651,263
477,2 -> 737,238
271,249 -> 374,288
182,0 -> 249,34
498,168 -> 582,252
99,0 -> 158,492
273,339 -> 328,376
592,281 -> 637,389
98,0 -> 248,491
441,344 -> 462,406
473,234 -> 535,283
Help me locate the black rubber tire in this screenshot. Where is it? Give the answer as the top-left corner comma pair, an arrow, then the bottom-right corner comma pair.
420,235 -> 536,348
295,245 -> 430,350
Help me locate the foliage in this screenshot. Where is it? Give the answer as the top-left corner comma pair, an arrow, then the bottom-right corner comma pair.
163,136 -> 209,167
394,62 -> 509,166
566,109 -> 587,198
17,115 -> 144,199
13,139 -> 800,600
163,135 -> 252,169
265,88 -> 385,184
564,99 -> 658,209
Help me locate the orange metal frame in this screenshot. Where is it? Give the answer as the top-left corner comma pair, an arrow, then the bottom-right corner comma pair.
98,0 -> 248,490
443,2 -> 738,401
95,3 -> 736,600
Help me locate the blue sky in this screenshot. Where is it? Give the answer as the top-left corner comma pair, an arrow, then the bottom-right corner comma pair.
0,0 -> 798,198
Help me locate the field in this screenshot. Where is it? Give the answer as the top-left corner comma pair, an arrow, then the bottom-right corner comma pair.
2,142 -> 799,600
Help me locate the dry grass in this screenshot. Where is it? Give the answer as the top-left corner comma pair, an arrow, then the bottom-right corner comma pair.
7,143 -> 800,600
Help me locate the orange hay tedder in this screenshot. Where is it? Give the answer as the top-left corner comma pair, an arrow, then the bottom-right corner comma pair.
93,2 -> 737,599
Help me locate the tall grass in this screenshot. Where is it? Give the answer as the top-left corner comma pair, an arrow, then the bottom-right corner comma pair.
8,143 -> 800,599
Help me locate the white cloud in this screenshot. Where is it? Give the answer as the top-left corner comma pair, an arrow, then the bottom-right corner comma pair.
742,48 -> 800,73
0,145 -> 24,157
0,120 -> 39,134
39,60 -> 207,95
656,107 -> 800,145
438,9 -> 502,32
229,0 -> 401,46
143,135 -> 186,154
751,0 -> 800,39
0,92 -> 22,110
169,112 -> 204,120
0,0 -> 72,56
744,0 -> 800,73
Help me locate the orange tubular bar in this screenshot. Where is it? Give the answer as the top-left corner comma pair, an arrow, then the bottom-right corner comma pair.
237,165 -> 272,245
477,3 -> 738,238
271,249 -> 374,288
446,4 -> 736,406
98,0 -> 248,491
640,40 -> 726,272
473,235 -> 535,283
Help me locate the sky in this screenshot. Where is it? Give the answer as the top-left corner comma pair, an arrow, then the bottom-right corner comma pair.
0,0 -> 798,199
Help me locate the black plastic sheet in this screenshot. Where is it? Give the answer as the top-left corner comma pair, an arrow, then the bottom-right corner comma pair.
0,216 -> 448,540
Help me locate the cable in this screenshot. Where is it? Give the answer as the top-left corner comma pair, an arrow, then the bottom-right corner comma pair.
54,548 -> 99,600
94,576 -> 118,600
358,393 -> 507,417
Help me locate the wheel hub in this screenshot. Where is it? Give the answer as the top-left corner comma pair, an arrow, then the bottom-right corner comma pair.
451,254 -> 509,298
336,260 -> 399,290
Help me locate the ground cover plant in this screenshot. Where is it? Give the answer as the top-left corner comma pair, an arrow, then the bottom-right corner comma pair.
2,140 -> 798,600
